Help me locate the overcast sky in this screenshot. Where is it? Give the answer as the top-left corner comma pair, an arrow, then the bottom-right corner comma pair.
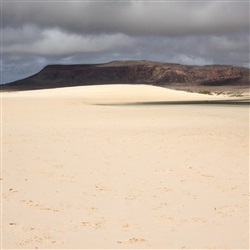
1,0 -> 249,83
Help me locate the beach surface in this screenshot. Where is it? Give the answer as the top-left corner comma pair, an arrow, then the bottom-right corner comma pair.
1,84 -> 249,249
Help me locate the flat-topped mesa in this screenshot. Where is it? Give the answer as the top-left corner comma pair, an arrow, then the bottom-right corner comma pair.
1,60 -> 249,91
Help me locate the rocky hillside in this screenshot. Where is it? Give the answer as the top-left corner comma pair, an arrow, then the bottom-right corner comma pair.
1,60 -> 249,91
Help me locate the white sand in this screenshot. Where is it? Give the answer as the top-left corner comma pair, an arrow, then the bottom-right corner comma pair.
1,84 -> 249,249
1,84 -> 238,103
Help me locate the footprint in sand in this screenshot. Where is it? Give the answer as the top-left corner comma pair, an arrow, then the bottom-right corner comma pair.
156,187 -> 173,193
9,222 -> 18,225
122,223 -> 141,231
125,193 -> 139,201
9,188 -> 18,193
160,216 -> 175,222
20,200 -> 60,212
54,164 -> 64,169
214,205 -> 242,217
19,235 -> 58,246
94,184 -> 111,192
192,217 -> 207,223
81,220 -> 105,230
201,174 -> 215,178
117,238 -> 146,244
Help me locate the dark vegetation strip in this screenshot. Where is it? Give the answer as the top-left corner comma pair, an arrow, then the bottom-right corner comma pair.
96,100 -> 250,106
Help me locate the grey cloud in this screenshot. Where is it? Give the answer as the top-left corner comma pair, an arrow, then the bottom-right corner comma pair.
133,34 -> 250,66
1,1 -> 249,84
3,1 -> 249,36
2,25 -> 43,47
3,26 -> 135,56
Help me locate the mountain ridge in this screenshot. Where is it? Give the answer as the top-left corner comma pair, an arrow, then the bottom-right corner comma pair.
1,60 -> 249,91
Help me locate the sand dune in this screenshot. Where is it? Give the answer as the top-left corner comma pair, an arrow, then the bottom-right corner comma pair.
1,84 -> 249,249
2,84 -> 243,103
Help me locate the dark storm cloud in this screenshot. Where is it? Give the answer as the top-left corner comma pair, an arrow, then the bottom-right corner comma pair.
1,1 -> 249,83
3,1 -> 249,36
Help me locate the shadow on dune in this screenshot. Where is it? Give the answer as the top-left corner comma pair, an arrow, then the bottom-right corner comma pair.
95,99 -> 250,106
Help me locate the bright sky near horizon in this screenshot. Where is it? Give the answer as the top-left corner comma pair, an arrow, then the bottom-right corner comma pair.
1,0 -> 249,83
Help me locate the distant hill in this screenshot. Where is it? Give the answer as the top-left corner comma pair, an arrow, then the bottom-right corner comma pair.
1,60 -> 249,91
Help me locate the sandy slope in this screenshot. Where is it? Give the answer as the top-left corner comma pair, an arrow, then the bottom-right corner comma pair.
1,84 -> 249,249
2,84 -> 242,103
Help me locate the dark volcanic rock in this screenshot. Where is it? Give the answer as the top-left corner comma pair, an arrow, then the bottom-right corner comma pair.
1,60 -> 249,91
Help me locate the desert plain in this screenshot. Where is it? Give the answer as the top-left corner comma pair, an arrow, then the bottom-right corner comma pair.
1,84 -> 249,249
